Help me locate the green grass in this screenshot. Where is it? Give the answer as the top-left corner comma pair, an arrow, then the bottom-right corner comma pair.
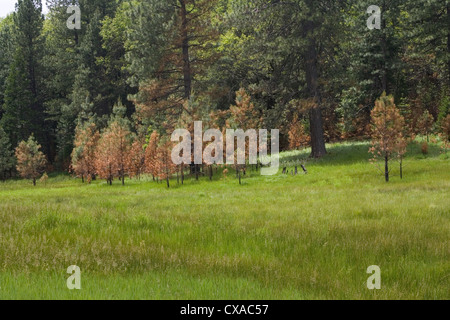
0,140 -> 449,300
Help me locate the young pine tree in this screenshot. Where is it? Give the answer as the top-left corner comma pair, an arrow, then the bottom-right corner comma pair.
95,103 -> 132,185
156,140 -> 177,188
94,129 -> 117,186
71,122 -> 100,183
228,88 -> 263,177
370,94 -> 406,182
127,137 -> 146,181
144,131 -> 160,181
15,135 -> 47,186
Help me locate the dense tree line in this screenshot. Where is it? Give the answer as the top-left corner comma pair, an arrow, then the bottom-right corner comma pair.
0,0 -> 449,183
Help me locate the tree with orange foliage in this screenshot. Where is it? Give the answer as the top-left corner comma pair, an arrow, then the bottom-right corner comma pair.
227,88 -> 263,178
15,135 -> 47,186
95,128 -> 118,185
144,131 -> 160,181
95,103 -> 132,185
71,122 -> 100,183
127,137 -> 146,180
228,88 -> 262,130
370,94 -> 406,182
156,139 -> 177,188
288,114 -> 311,151
132,0 -> 219,132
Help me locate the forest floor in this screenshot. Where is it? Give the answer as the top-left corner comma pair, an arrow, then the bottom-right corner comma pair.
0,140 -> 449,299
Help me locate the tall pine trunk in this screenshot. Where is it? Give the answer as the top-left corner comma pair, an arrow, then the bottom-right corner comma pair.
180,0 -> 192,100
381,0 -> 388,93
447,2 -> 450,88
305,24 -> 327,158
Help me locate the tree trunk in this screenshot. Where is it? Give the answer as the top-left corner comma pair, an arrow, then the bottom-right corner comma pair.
381,0 -> 388,93
33,178 -> 36,186
309,106 -> 327,158
304,20 -> 327,158
400,158 -> 403,180
447,2 -> 450,88
181,164 -> 184,185
180,0 -> 192,100
385,155 -> 389,182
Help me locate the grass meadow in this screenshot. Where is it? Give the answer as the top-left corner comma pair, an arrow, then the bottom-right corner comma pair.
0,141 -> 449,300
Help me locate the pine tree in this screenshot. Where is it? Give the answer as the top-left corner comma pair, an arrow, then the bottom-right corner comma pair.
94,128 -> 117,185
45,0 -> 125,166
71,121 -> 100,183
0,126 -> 15,180
130,0 -> 219,131
227,88 -> 262,175
1,0 -> 45,151
127,137 -> 146,180
94,102 -> 132,185
0,15 -> 15,111
227,0 -> 354,158
15,135 -> 47,186
408,0 -> 450,89
369,94 -> 406,182
156,139 -> 177,188
144,131 -> 160,181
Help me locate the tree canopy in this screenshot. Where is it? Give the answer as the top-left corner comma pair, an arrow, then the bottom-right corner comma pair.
0,0 -> 448,172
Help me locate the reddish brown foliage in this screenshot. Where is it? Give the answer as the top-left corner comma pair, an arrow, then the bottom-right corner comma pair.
15,136 -> 47,186
127,138 -> 146,180
144,131 -> 160,180
288,114 -> 310,150
71,122 -> 100,183
369,94 -> 406,182
95,121 -> 131,185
